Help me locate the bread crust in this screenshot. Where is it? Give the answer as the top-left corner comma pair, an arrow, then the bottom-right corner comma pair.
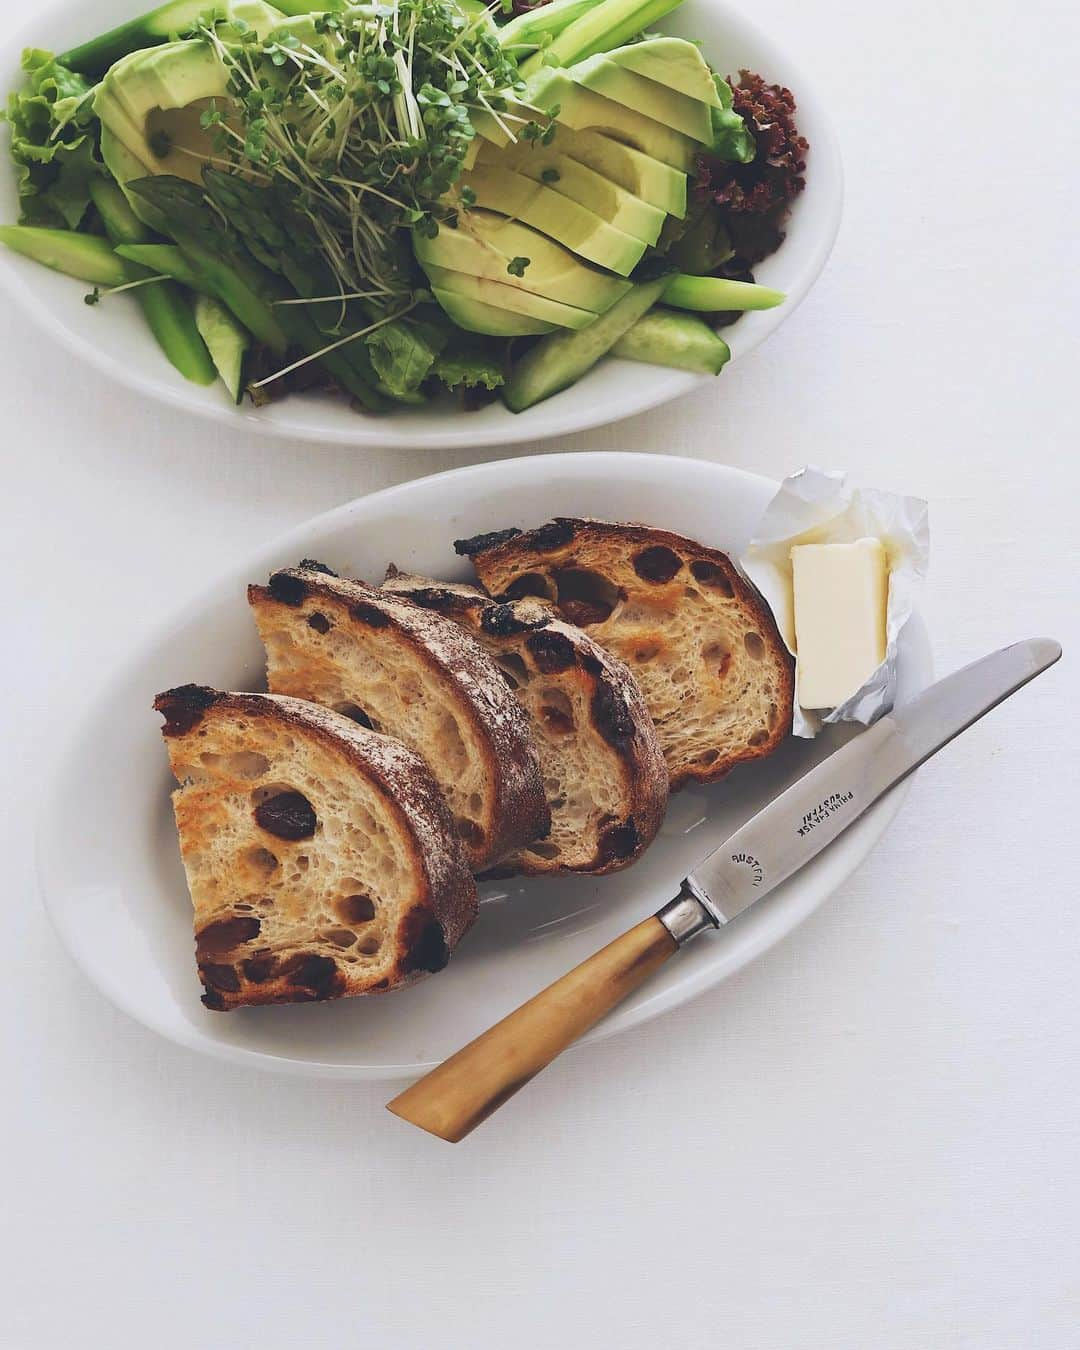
154,686 -> 478,1011
248,565 -> 550,871
382,569 -> 669,875
458,519 -> 795,790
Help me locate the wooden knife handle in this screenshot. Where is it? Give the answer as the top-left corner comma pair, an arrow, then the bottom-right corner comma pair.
387,917 -> 678,1142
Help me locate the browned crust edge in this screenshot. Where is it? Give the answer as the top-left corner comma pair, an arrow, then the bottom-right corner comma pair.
153,687 -> 478,1011
248,566 -> 551,870
381,569 -> 670,875
461,518 -> 796,789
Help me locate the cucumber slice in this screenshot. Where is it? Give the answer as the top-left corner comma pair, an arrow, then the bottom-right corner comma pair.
503,275 -> 666,412
612,308 -> 730,374
194,294 -> 251,402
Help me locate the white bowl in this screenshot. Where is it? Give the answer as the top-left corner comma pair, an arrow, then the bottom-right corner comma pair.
0,0 -> 842,449
36,454 -> 930,1081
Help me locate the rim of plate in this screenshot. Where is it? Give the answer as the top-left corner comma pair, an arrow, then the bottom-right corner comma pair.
35,455 -> 925,1080
0,0 -> 843,450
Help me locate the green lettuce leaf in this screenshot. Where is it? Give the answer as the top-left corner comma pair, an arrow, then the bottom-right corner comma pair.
432,340 -> 506,392
365,314 -> 448,400
710,75 -> 756,165
4,49 -> 102,229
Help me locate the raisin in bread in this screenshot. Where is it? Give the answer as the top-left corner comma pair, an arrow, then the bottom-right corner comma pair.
248,563 -> 550,871
457,520 -> 794,790
153,686 -> 478,1012
382,568 -> 669,875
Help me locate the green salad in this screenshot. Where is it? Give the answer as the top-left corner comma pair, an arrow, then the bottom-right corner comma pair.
1,0 -> 807,413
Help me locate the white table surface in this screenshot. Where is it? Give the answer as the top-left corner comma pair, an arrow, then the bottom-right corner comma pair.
4,2 -> 1079,1346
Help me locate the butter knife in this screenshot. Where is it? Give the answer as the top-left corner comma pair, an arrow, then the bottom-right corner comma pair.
388,638 -> 1061,1141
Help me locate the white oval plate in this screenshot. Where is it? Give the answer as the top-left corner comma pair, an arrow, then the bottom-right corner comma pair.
0,1 -> 842,450
37,454 -> 930,1080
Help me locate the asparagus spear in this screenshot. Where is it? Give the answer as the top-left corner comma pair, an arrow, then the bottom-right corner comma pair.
201,169 -> 386,398
60,1 -> 221,76
61,0 -> 348,75
662,274 -> 785,312
497,0 -> 605,54
90,179 -> 217,387
0,226 -> 129,286
128,177 -> 289,352
518,0 -> 684,77
115,243 -> 204,291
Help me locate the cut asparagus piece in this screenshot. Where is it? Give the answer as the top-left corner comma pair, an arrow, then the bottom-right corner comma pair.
662,274 -> 785,311
612,308 -> 730,373
519,0 -> 684,78
503,275 -> 666,412
115,243 -> 204,291
61,1 -> 223,76
0,226 -> 130,287
90,178 -> 217,387
498,0 -> 605,53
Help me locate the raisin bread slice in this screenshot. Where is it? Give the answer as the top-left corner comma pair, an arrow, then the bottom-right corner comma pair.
153,686 -> 478,1012
382,568 -> 669,875
457,520 -> 794,790
248,563 -> 550,871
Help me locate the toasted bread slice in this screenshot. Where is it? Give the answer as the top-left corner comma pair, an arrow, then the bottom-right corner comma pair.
153,686 -> 478,1012
457,520 -> 794,789
382,569 -> 669,875
248,563 -> 550,871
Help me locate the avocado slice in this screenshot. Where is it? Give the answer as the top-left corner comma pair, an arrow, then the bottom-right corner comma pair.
458,167 -> 647,276
415,212 -> 631,312
473,142 -> 665,245
432,288 -> 557,336
604,38 -> 722,109
422,265 -> 598,330
532,127 -> 687,219
570,55 -> 714,144
526,69 -> 697,172
96,41 -> 233,186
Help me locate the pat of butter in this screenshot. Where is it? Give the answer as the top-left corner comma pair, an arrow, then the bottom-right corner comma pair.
791,537 -> 889,709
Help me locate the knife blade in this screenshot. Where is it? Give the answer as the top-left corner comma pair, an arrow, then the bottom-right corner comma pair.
679,637 -> 1062,932
388,638 -> 1061,1141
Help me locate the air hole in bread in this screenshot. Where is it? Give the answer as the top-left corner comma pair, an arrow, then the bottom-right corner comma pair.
334,702 -> 375,730
690,559 -> 735,597
748,729 -> 769,747
307,611 -> 332,634
527,840 -> 562,861
252,788 -> 318,840
322,927 -> 359,948
768,702 -> 779,726
703,641 -> 733,679
356,935 -> 382,956
504,572 -> 556,602
633,545 -> 682,584
633,640 -> 662,663
468,792 -> 483,812
552,568 -> 621,626
296,855 -> 310,872
336,893 -> 376,924
538,689 -> 575,737
200,750 -> 271,779
744,631 -> 766,660
455,817 -> 486,850
496,653 -> 530,689
246,846 -> 279,878
695,748 -> 720,767
196,915 -> 261,957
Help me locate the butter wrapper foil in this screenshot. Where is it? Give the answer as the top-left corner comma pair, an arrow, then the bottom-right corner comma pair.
741,467 -> 929,738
